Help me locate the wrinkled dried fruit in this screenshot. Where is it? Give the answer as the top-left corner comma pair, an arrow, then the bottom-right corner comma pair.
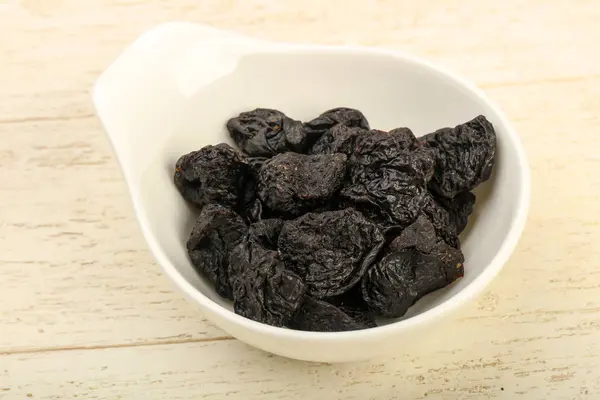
363,215 -> 464,317
437,191 -> 476,234
227,108 -> 309,156
248,218 -> 284,250
303,107 -> 370,139
421,191 -> 476,248
186,204 -> 248,300
289,297 -> 374,332
309,124 -> 367,155
258,152 -> 347,217
421,115 -> 496,198
174,107 -> 495,331
229,237 -> 305,326
341,131 -> 434,226
279,208 -> 385,297
174,143 -> 248,210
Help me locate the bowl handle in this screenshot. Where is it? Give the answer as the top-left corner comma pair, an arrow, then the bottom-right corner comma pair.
92,21 -> 263,181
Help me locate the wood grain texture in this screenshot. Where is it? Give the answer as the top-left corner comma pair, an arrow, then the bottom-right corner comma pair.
1,0 -> 599,398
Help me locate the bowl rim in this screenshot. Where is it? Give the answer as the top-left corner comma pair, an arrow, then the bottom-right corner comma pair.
96,29 -> 530,341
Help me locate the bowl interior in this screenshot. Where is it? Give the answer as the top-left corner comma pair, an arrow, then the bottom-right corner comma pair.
134,49 -> 523,323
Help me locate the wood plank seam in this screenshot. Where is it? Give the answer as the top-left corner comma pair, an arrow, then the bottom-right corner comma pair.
0,336 -> 235,357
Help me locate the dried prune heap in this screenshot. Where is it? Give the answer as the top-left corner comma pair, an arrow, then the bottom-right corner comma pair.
258,152 -> 347,217
174,108 -> 496,332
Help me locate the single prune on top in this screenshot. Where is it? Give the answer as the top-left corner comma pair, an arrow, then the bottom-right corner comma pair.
362,215 -> 464,318
309,124 -> 367,155
186,204 -> 248,300
174,143 -> 248,210
341,131 -> 434,226
278,208 -> 385,298
289,296 -> 374,332
421,115 -> 496,198
226,108 -> 309,156
303,107 -> 370,139
229,237 -> 305,327
248,218 -> 284,250
258,152 -> 347,217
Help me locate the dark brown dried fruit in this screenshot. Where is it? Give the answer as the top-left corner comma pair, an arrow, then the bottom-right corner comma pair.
289,296 -> 374,332
303,107 -> 370,139
174,143 -> 248,210
226,108 -> 308,156
186,204 -> 248,300
248,218 -> 284,250
309,124 -> 366,155
258,152 -> 347,217
421,191 -> 476,248
341,131 -> 434,226
229,237 -> 305,326
437,191 -> 476,234
278,208 -> 385,298
421,115 -> 496,198
362,215 -> 464,318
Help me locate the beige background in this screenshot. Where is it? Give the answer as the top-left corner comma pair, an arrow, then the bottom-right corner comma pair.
1,0 -> 599,399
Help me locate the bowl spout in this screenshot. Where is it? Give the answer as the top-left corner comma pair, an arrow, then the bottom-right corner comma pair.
92,21 -> 262,182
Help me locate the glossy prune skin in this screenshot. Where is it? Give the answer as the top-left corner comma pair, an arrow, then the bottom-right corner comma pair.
226,108 -> 308,156
174,143 -> 248,210
362,215 -> 464,318
289,296 -> 374,332
229,237 -> 305,327
421,115 -> 496,198
278,208 -> 385,298
186,204 -> 248,300
303,107 -> 370,139
257,152 -> 347,217
340,129 -> 435,227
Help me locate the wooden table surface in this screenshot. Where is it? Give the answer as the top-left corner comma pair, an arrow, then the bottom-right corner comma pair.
1,1 -> 599,399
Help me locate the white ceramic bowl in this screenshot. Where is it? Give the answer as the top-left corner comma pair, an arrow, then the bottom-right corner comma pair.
92,21 -> 530,363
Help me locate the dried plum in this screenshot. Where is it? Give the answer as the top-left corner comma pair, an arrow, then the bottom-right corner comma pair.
229,237 -> 305,326
303,107 -> 370,139
421,115 -> 496,198
186,204 -> 248,300
309,124 -> 366,155
363,215 -> 464,317
289,297 -> 374,332
421,191 -> 476,248
174,107 -> 495,331
258,152 -> 347,217
226,108 -> 309,156
278,208 -> 385,298
174,143 -> 248,210
341,132 -> 434,226
438,191 -> 476,234
248,218 -> 284,250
